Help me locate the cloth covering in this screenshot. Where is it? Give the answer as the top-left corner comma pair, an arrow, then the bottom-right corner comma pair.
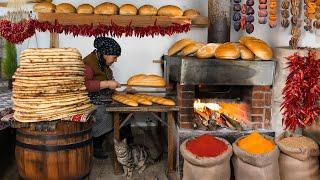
92,104 -> 113,137
276,132 -> 320,180
180,137 -> 233,180
232,135 -> 280,180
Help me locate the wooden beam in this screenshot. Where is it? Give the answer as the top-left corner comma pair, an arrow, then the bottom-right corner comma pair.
38,13 -> 208,28
50,33 -> 59,48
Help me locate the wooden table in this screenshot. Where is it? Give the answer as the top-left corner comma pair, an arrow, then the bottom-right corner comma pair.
106,104 -> 179,175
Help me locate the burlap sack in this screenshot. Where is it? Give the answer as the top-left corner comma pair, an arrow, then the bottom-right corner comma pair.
276,132 -> 320,180
180,137 -> 233,180
232,135 -> 280,180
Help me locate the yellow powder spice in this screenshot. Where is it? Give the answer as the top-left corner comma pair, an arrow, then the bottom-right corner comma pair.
238,131 -> 275,154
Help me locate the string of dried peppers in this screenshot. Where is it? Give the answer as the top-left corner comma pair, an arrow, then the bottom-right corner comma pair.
0,19 -> 191,44
281,50 -> 320,131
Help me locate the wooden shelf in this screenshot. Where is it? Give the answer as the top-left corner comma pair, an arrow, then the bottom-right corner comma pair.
38,13 -> 208,28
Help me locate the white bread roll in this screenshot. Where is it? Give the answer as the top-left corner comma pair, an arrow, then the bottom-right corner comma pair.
33,2 -> 55,13
183,9 -> 200,17
119,4 -> 138,15
215,43 -> 241,60
77,4 -> 94,14
168,39 -> 194,56
138,5 -> 158,16
135,94 -> 176,106
55,3 -> 76,13
94,2 -> 119,15
181,43 -> 205,56
112,94 -> 138,107
127,74 -> 166,87
196,43 -> 221,59
124,94 -> 152,106
157,5 -> 183,17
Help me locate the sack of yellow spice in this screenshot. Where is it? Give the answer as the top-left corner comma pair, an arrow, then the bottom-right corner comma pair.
237,131 -> 275,154
232,131 -> 280,180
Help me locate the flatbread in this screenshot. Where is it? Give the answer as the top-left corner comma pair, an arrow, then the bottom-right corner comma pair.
13,106 -> 95,122
13,76 -> 84,80
12,87 -> 86,94
14,98 -> 90,110
22,48 -> 80,53
19,61 -> 84,65
14,103 -> 93,116
21,52 -> 81,57
19,64 -> 84,68
14,72 -> 84,77
12,92 -> 88,99
12,95 -> 88,103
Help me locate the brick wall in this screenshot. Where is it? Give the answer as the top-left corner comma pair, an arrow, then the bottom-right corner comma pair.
177,85 -> 195,129
248,86 -> 272,129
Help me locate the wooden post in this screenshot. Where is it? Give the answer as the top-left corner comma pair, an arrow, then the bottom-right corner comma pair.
167,112 -> 174,172
50,33 -> 59,48
208,0 -> 231,43
113,112 -> 123,175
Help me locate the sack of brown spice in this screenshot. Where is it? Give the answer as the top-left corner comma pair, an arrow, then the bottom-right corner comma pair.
276,132 -> 320,180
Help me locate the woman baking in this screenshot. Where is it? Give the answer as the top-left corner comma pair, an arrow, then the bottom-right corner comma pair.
83,37 -> 133,159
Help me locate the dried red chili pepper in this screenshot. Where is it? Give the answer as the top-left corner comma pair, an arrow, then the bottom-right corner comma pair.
281,50 -> 320,131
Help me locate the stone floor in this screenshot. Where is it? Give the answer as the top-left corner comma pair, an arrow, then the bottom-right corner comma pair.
1,128 -> 179,180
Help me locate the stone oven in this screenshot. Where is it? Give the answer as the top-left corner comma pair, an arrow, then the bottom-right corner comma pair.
164,56 -> 275,130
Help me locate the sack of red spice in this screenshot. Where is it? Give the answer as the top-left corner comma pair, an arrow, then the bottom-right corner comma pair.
180,134 -> 233,180
275,132 -> 320,180
232,134 -> 280,180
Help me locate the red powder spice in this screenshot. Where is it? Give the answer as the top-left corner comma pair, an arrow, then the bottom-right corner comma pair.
186,134 -> 228,157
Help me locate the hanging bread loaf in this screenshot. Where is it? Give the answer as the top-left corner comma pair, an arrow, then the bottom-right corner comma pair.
33,2 -> 56,13
181,43 -> 205,56
138,5 -> 158,16
183,9 -> 200,17
214,43 -> 241,60
168,39 -> 194,56
124,94 -> 152,106
135,94 -> 176,106
112,94 -> 138,107
55,3 -> 76,13
195,43 -> 221,59
119,4 -> 138,15
157,5 -> 183,17
77,4 -> 94,14
127,74 -> 166,87
94,2 -> 119,15
239,36 -> 273,60
234,43 -> 255,60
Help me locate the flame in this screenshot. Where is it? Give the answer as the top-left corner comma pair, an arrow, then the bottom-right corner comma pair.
193,99 -> 221,112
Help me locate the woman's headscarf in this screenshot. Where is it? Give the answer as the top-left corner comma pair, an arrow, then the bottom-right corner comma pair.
94,37 -> 121,71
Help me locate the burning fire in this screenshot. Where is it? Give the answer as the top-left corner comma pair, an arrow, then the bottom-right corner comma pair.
193,99 -> 251,130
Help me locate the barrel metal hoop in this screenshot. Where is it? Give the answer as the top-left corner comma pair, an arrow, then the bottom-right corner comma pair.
16,128 -> 92,141
16,139 -> 92,152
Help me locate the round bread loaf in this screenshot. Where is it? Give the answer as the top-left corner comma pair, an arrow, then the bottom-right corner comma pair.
181,43 -> 204,56
234,43 -> 255,60
157,5 -> 183,17
33,2 -> 55,13
138,5 -> 158,16
94,2 -> 119,15
215,43 -> 241,60
196,43 -> 220,59
56,3 -> 76,13
244,40 -> 273,60
183,9 -> 200,17
168,39 -> 194,56
77,4 -> 94,14
239,36 -> 273,60
119,4 -> 138,15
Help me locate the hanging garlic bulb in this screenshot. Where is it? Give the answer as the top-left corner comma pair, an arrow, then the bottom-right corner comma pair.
5,0 -> 31,23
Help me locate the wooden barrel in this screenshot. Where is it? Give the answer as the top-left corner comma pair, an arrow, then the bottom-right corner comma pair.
15,121 -> 93,180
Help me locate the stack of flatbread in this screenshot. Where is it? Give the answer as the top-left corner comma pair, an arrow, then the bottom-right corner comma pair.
12,48 -> 94,122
